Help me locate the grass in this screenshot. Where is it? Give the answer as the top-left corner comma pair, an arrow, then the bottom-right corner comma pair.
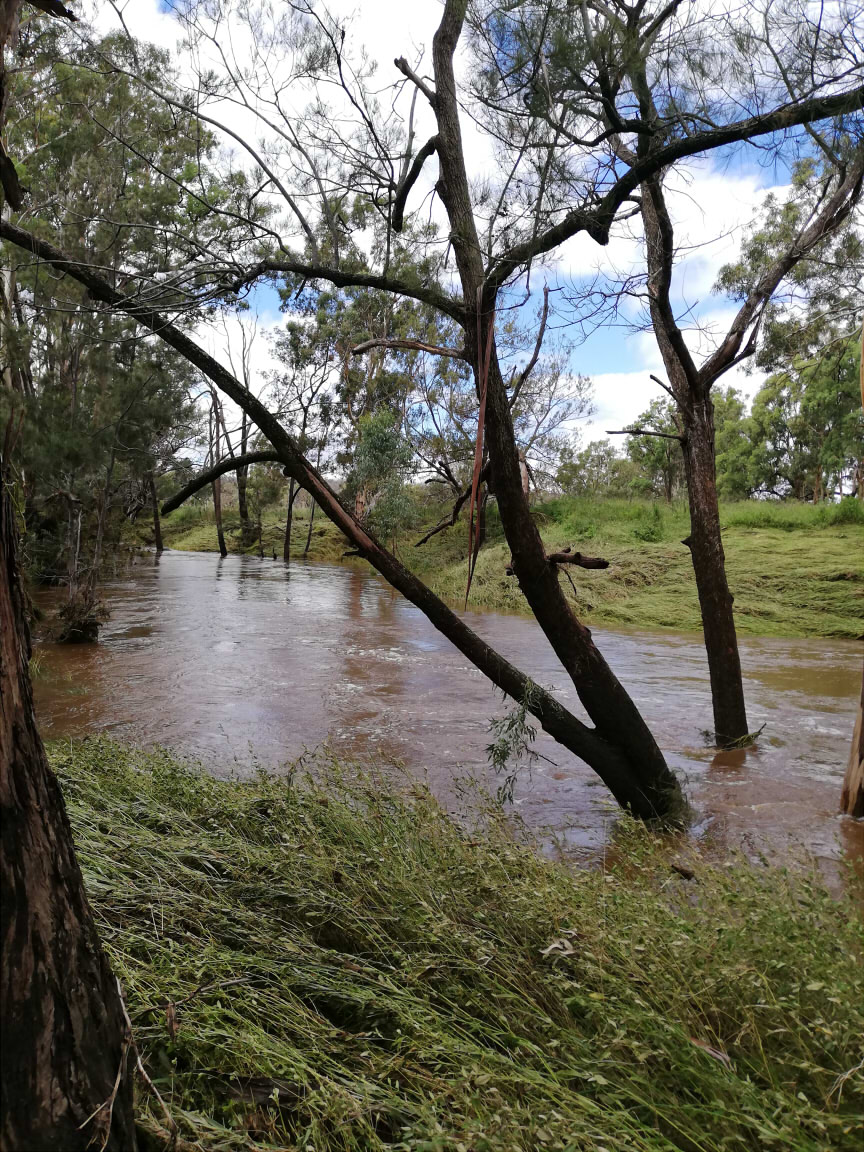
55,738 -> 864,1152
154,491 -> 864,640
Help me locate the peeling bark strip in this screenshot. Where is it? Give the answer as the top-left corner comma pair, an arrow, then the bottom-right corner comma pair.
1,462 -> 137,1150
0,220 -> 679,818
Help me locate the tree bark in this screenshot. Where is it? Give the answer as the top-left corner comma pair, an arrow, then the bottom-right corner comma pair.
679,394 -> 749,745
147,471 -> 163,554
841,662 -> 864,818
303,497 -> 316,556
1,462 -> 137,1151
209,405 -> 227,558
283,477 -> 295,563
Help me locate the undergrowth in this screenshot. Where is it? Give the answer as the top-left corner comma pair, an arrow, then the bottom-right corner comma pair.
54,739 -> 864,1152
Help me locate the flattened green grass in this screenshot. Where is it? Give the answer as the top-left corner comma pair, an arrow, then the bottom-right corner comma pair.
56,739 -> 864,1151
408,497 -> 864,639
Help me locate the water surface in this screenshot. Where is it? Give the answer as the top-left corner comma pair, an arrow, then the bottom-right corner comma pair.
35,550 -> 864,867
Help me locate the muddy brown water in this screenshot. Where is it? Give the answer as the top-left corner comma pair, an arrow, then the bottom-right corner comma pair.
34,550 -> 863,869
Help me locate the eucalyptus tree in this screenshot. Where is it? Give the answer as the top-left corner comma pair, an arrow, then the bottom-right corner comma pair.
469,0 -> 864,743
5,0 -> 864,812
1,4 -> 139,1148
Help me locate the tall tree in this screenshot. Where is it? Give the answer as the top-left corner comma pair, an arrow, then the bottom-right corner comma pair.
1,2 -> 136,1146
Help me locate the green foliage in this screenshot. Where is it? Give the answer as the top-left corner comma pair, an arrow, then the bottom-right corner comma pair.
353,410 -> 416,542
53,739 -> 864,1152
406,494 -> 864,639
632,503 -> 664,542
747,340 -> 863,501
485,682 -> 540,803
625,401 -> 684,503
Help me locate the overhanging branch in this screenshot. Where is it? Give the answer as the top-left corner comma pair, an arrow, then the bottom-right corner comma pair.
161,452 -> 283,515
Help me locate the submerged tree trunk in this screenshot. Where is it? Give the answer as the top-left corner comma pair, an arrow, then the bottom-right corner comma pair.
237,463 -> 251,546
0,461 -> 137,1151
680,395 -> 749,745
148,471 -> 163,554
841,663 -> 864,818
283,477 -> 296,562
303,497 -> 316,556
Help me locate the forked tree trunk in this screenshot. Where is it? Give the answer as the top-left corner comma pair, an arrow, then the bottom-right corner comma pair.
147,471 -> 163,554
0,464 -> 137,1151
680,395 -> 749,745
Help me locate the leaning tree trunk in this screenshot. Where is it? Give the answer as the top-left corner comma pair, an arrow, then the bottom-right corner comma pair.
680,394 -> 749,745
0,463 -> 137,1151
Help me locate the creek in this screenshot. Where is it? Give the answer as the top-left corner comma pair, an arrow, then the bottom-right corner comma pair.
35,549 -> 863,868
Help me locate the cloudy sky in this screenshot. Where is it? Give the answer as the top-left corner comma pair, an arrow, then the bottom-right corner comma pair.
90,0 -> 793,444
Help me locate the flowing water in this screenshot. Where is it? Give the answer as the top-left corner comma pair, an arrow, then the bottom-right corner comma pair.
34,550 -> 864,869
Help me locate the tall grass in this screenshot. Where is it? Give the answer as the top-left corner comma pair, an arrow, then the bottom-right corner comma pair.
55,739 -> 864,1152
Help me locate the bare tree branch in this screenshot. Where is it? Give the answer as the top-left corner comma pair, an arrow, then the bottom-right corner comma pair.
161,452 -> 283,515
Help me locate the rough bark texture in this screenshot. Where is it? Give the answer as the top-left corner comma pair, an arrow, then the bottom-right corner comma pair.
0,464 -> 137,1151
679,395 -> 748,744
639,176 -> 749,745
639,153 -> 863,746
429,0 -> 680,815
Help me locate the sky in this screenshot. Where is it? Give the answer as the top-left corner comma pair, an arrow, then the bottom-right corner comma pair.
88,0 -> 799,446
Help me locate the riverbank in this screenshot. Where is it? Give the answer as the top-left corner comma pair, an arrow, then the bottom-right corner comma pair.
158,493 -> 864,639
55,738 -> 863,1152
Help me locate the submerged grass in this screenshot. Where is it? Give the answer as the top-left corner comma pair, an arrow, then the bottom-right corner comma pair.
55,738 -> 864,1152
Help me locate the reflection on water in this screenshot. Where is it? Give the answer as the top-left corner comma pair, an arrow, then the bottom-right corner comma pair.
34,550 -> 864,867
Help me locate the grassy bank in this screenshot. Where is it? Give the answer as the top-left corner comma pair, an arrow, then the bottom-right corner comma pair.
158,491 -> 864,639
56,739 -> 863,1151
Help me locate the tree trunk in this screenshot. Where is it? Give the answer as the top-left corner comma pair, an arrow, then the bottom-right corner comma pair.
212,476 -> 227,557
283,477 -> 295,563
237,463 -> 251,546
841,662 -> 864,818
680,395 -> 749,745
147,471 -> 163,554
303,496 -> 316,556
0,462 -> 137,1151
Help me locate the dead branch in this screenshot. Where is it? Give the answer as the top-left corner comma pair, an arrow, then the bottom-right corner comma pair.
607,427 -> 684,441
352,336 -> 466,359
392,135 -> 439,232
394,57 -> 437,108
505,546 -> 610,575
414,464 -> 489,546
548,548 -> 610,570
509,285 -> 550,410
161,452 -> 283,515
